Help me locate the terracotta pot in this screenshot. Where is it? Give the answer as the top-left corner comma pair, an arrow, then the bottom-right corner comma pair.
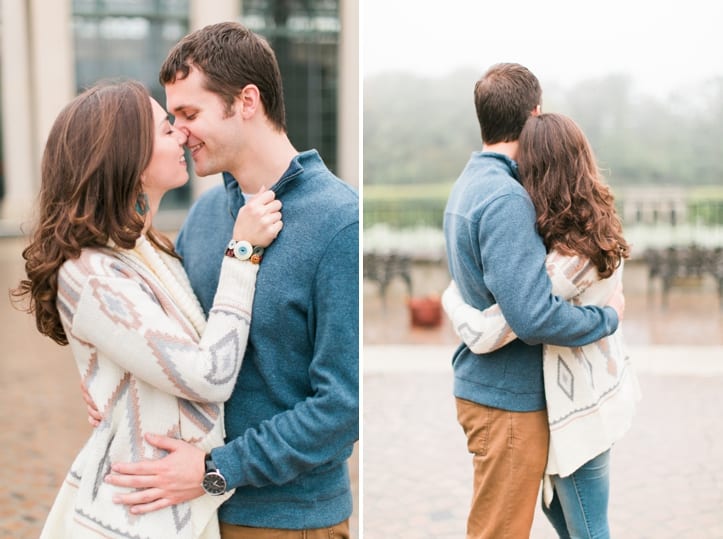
407,295 -> 442,328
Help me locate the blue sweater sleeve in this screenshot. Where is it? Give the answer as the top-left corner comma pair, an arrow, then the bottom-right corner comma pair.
481,193 -> 618,346
212,222 -> 359,488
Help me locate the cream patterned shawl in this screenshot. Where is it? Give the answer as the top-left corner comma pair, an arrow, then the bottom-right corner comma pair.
41,236 -> 257,539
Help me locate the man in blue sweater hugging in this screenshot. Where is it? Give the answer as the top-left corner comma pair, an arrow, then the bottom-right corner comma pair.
103,22 -> 358,537
443,62 -> 623,539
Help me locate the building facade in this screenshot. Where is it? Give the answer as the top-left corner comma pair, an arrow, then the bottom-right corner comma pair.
0,0 -> 358,232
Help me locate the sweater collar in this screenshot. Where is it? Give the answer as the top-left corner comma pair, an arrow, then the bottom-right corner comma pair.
223,149 -> 322,216
475,151 -> 521,182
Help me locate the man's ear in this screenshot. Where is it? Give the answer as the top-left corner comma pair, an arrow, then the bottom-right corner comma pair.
238,84 -> 261,119
532,104 -> 542,116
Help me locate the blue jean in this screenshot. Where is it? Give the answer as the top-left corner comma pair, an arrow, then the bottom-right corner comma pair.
542,449 -> 611,539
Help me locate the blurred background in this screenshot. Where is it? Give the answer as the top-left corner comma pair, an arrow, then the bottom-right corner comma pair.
361,1 -> 723,538
0,1 -> 358,537
362,0 -> 723,345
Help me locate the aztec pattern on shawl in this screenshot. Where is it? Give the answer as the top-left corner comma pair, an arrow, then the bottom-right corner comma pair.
40,247 -> 252,538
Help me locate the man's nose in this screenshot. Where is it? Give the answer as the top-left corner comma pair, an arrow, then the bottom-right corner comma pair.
171,116 -> 188,132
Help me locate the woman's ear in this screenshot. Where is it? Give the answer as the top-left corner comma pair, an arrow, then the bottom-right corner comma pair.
238,84 -> 261,119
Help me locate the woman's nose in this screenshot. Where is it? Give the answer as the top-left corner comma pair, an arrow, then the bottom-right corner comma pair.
174,127 -> 188,145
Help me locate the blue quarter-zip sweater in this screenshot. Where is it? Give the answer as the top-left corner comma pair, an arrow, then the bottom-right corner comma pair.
176,150 -> 359,529
443,151 -> 618,412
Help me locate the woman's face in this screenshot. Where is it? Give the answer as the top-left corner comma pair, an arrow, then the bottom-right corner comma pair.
141,98 -> 189,203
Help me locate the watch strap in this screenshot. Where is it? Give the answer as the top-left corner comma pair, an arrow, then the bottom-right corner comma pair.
225,239 -> 264,264
204,453 -> 216,473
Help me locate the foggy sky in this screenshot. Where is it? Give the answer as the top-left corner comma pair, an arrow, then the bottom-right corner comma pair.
362,0 -> 721,98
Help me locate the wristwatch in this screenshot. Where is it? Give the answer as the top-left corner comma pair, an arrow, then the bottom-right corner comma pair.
201,453 -> 227,496
225,239 -> 264,264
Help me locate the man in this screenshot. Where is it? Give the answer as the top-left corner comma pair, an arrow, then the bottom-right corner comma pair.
104,22 -> 358,538
443,63 -> 622,539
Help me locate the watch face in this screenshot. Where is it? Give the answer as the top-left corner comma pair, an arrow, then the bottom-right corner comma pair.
202,471 -> 227,495
233,240 -> 253,261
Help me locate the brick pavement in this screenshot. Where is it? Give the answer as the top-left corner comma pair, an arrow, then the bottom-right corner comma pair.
363,345 -> 723,539
0,238 -> 90,539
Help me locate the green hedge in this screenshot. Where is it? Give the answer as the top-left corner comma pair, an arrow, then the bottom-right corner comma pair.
363,198 -> 446,229
689,200 -> 723,225
362,185 -> 723,229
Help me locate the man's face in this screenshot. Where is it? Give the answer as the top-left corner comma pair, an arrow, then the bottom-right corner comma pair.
165,66 -> 242,178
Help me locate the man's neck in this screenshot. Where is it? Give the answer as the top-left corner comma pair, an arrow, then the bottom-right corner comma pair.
482,140 -> 519,161
231,129 -> 298,193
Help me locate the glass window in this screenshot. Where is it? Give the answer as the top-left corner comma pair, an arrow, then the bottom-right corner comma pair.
72,0 -> 190,210
241,0 -> 340,175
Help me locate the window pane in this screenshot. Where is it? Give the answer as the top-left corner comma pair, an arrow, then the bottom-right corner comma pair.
241,0 -> 340,175
72,2 -> 191,209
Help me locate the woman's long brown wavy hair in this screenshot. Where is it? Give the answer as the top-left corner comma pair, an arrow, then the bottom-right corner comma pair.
517,113 -> 629,278
12,80 -> 178,345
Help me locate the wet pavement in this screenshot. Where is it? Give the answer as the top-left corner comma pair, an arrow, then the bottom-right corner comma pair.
362,256 -> 723,538
0,237 -> 358,539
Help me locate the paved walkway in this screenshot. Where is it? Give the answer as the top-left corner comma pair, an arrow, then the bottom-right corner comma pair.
363,344 -> 723,539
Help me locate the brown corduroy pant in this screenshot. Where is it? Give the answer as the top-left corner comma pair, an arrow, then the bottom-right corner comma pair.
456,398 -> 549,539
220,520 -> 350,539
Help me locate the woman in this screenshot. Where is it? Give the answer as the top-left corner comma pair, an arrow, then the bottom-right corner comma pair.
12,80 -> 282,538
443,112 -> 640,538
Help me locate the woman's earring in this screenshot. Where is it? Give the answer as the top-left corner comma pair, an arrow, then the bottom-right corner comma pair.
135,192 -> 149,216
